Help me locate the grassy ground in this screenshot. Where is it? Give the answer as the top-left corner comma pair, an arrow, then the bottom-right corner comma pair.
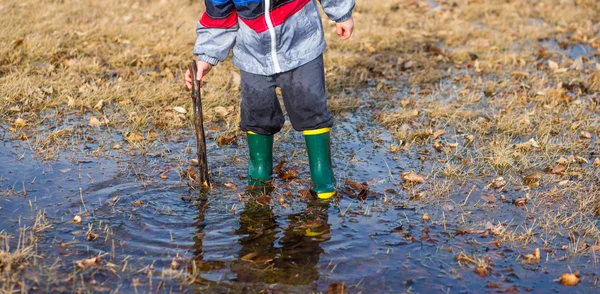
2,0 -> 600,291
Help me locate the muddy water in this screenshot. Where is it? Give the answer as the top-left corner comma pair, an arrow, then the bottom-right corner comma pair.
1,91 -> 599,293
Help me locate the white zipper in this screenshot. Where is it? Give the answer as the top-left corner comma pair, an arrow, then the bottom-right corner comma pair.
264,0 -> 282,73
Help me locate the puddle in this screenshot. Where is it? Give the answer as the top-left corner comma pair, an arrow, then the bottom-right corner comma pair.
540,39 -> 598,62
1,90 -> 599,292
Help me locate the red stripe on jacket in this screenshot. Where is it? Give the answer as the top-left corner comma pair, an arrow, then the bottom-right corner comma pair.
241,0 -> 311,34
199,11 -> 238,28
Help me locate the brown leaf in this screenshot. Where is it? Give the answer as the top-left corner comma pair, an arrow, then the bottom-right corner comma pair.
400,171 -> 426,183
511,71 -> 529,78
327,282 -> 348,294
72,215 -> 82,224
173,106 -> 187,114
580,131 -> 592,139
94,100 -> 104,111
14,118 -> 26,128
126,132 -> 144,143
86,232 -> 99,241
523,172 -> 541,188
217,135 -> 237,146
513,198 -> 527,207
474,264 -> 489,277
241,252 -> 258,261
146,129 -> 160,142
488,177 -> 506,189
433,130 -> 445,139
559,273 -> 579,286
76,256 -> 100,269
480,193 -> 496,203
344,179 -> 367,191
89,116 -> 103,127
131,201 -> 143,207
422,213 -> 430,221
551,164 -> 566,174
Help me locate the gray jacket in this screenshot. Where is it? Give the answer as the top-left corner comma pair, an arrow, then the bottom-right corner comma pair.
193,0 -> 354,76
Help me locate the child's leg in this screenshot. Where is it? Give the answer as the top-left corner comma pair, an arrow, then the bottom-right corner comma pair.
275,55 -> 333,131
240,71 -> 284,187
275,55 -> 336,199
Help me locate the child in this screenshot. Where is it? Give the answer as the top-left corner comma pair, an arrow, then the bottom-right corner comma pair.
185,0 -> 354,199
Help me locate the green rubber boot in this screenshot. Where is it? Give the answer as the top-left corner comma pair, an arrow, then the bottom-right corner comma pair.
247,131 -> 273,187
303,128 -> 336,199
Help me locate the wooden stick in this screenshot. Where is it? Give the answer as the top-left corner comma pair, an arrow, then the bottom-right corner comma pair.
188,61 -> 210,186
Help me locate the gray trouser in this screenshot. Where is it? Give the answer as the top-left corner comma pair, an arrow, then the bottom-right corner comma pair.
239,55 -> 334,135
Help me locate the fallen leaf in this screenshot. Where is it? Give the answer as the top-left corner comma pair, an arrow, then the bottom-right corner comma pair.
89,116 -> 102,127
488,177 -> 506,189
401,171 -> 426,183
217,135 -> 237,146
224,182 -> 237,190
86,232 -> 99,241
241,252 -> 258,261
551,164 -> 566,174
212,106 -> 229,118
327,282 -> 348,294
594,158 -> 600,167
73,215 -> 82,224
76,256 -> 100,269
94,100 -> 104,111
173,106 -> 187,114
63,58 -> 77,67
571,57 -> 584,71
170,260 -> 180,270
111,143 -> 121,150
422,213 -> 430,221
480,193 -> 496,203
513,198 -> 527,207
126,132 -> 144,143
474,263 -> 489,277
471,38 -> 490,48
433,130 -> 445,139
132,201 -> 143,207
146,129 -> 160,142
559,273 -> 579,286
14,118 -> 26,128
364,43 -> 376,53
580,131 -> 591,139
548,60 -> 559,70
523,172 -> 541,188
511,71 -> 529,78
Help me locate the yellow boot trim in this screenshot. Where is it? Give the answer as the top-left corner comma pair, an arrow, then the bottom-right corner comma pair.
305,228 -> 327,237
317,191 -> 336,199
247,131 -> 258,135
302,128 -> 331,136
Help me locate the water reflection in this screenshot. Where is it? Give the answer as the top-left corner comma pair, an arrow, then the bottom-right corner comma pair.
192,195 -> 331,289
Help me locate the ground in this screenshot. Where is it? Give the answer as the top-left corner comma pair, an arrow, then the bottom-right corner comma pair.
1,0 -> 600,293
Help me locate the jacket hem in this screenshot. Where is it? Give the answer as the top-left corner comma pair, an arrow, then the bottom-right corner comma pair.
232,41 -> 326,76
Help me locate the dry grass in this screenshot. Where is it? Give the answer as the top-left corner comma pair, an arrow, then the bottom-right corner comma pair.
0,230 -> 37,293
2,0 -> 600,290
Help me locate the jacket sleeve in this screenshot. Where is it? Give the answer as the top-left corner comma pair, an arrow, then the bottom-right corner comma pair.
193,0 -> 239,66
318,0 -> 355,23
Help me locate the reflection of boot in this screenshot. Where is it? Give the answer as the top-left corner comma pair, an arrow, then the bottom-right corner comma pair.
247,131 -> 273,187
303,128 -> 336,199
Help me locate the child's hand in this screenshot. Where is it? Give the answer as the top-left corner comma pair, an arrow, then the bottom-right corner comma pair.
185,60 -> 213,89
336,17 -> 354,40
